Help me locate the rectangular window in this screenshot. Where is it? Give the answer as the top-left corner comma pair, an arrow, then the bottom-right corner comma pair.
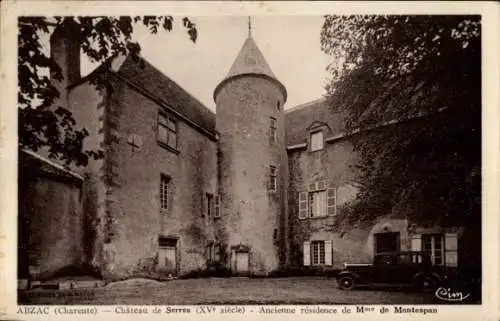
308,190 -> 327,217
422,234 -> 444,265
300,184 -> 336,219
310,131 -> 324,151
158,113 -> 177,150
206,193 -> 214,218
214,195 -> 220,218
160,175 -> 170,211
311,241 -> 325,265
270,117 -> 277,142
269,165 -> 277,191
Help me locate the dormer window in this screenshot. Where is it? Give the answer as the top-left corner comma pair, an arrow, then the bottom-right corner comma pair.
310,131 -> 324,151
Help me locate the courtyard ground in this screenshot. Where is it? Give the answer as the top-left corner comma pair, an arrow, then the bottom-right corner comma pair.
18,277 -> 449,305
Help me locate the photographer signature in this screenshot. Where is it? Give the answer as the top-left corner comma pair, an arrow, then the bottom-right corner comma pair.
435,287 -> 470,302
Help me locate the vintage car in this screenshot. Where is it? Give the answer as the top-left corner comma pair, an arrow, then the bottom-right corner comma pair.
337,251 -> 451,292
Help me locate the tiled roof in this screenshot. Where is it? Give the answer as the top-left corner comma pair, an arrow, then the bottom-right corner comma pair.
285,98 -> 345,147
224,36 -> 277,80
114,54 -> 216,135
19,150 -> 84,183
214,36 -> 286,102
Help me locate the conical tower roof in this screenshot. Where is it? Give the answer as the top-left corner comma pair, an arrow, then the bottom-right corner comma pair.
214,36 -> 287,102
225,36 -> 277,80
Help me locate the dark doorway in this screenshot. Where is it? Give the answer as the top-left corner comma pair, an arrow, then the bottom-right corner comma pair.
374,232 -> 400,254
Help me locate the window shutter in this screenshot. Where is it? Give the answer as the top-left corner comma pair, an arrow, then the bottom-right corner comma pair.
201,193 -> 205,217
210,195 -> 214,218
303,241 -> 311,266
298,192 -> 308,219
444,233 -> 458,267
325,240 -> 333,265
327,187 -> 337,216
410,234 -> 422,251
214,195 -> 220,218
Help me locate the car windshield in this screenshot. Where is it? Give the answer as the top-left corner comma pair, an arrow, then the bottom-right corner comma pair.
375,253 -> 426,265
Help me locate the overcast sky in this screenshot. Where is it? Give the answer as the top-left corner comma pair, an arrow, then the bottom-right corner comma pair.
81,16 -> 332,111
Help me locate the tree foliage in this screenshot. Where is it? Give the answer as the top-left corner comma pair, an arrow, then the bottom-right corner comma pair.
321,15 -> 481,227
18,16 -> 197,166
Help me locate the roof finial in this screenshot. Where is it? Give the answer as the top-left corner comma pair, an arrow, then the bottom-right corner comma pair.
248,16 -> 252,38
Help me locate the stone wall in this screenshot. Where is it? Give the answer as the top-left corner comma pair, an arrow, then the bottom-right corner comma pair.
67,81 -> 108,273
216,76 -> 287,275
98,79 -> 218,279
18,171 -> 84,280
287,130 -> 466,270
287,137 -> 366,270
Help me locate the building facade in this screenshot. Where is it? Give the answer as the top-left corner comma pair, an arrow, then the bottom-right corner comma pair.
18,20 -> 470,281
285,99 -> 468,273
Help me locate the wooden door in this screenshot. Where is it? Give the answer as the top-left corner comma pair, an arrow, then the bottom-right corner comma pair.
235,252 -> 249,275
158,247 -> 177,275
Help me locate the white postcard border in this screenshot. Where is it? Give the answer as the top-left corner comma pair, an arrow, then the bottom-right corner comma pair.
1,1 -> 499,320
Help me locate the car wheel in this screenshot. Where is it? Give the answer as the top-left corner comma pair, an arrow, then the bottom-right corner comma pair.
338,276 -> 356,290
417,276 -> 437,293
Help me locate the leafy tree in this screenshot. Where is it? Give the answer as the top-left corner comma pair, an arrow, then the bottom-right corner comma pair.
18,16 -> 197,166
321,15 -> 481,227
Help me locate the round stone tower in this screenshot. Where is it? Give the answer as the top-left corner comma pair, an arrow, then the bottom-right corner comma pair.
214,34 -> 288,276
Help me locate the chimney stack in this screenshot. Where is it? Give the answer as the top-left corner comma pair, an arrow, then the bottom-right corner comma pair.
50,18 -> 81,92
